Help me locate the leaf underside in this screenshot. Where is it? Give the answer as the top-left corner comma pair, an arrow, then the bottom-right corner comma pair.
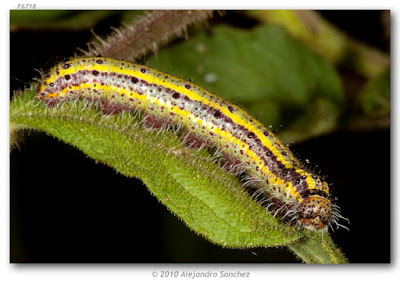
11,87 -> 303,248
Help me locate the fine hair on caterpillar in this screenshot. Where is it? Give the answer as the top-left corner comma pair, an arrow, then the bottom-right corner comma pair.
37,56 -> 349,232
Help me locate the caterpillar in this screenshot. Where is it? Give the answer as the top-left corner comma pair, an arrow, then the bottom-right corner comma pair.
36,57 -> 345,231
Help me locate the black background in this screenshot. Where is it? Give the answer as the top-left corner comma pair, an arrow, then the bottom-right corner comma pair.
10,10 -> 390,263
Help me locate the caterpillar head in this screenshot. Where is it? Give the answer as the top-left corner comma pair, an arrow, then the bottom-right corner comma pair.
298,195 -> 332,231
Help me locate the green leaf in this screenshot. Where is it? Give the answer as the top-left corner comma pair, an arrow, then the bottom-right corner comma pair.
288,231 -> 348,264
11,82 -> 348,263
11,86 -> 302,248
10,10 -> 72,23
147,25 -> 344,143
360,68 -> 390,116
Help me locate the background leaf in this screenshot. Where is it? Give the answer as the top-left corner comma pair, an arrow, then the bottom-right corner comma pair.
147,25 -> 344,143
10,10 -> 117,31
360,68 -> 390,116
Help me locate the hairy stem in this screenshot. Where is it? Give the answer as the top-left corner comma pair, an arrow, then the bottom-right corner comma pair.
83,10 -> 215,62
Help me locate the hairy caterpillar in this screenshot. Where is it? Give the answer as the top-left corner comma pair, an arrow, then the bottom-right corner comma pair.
37,57 -> 345,231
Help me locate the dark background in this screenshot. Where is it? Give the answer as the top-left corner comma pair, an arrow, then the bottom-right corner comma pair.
10,10 -> 390,263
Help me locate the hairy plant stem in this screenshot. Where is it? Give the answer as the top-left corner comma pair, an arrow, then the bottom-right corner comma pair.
83,10 -> 215,62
